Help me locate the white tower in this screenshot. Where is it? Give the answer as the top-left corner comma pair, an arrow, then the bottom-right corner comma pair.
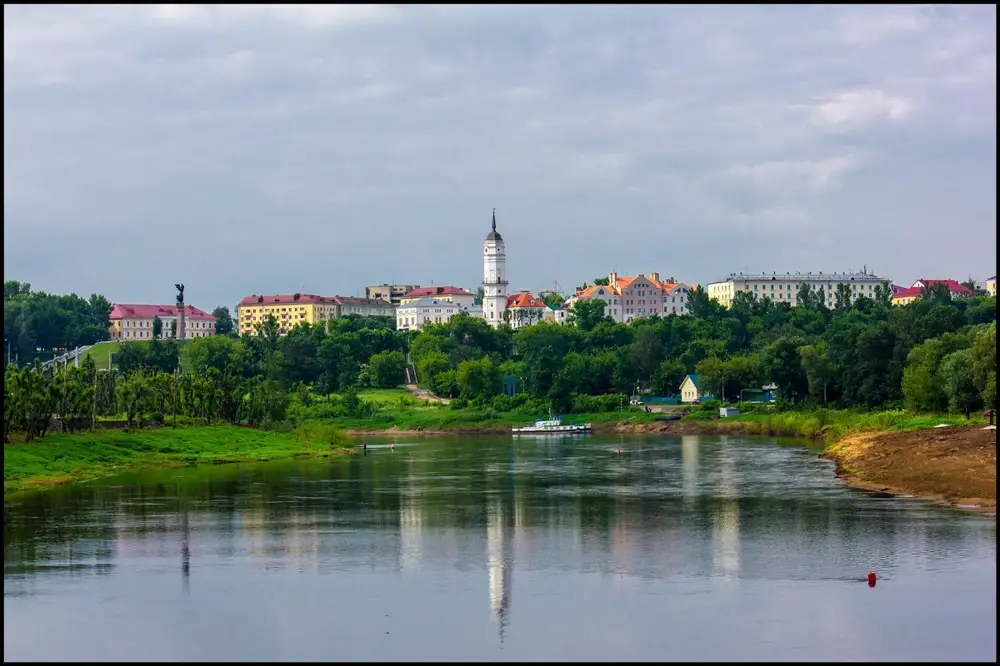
483,208 -> 508,327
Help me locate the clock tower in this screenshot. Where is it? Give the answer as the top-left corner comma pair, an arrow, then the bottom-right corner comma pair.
483,208 -> 508,327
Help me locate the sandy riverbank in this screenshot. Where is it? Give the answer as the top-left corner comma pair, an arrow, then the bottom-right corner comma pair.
824,426 -> 996,514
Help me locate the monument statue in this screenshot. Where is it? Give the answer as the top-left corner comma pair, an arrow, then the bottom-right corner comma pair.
175,283 -> 185,306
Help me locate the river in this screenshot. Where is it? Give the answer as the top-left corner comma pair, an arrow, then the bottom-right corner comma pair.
4,434 -> 996,661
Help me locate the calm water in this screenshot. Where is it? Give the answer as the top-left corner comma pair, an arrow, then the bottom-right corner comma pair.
4,434 -> 996,661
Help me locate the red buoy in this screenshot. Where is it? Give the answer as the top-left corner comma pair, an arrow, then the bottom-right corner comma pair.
616,449 -> 622,455
867,571 -> 877,587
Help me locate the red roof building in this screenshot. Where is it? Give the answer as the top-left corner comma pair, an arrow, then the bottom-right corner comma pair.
109,304 -> 216,340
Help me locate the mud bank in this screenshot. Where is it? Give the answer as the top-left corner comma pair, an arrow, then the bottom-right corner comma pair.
824,426 -> 996,515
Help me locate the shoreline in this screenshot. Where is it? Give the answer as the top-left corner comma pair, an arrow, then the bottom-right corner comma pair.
822,426 -> 996,516
6,417 -> 995,515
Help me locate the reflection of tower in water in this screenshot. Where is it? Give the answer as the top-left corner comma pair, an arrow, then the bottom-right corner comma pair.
399,460 -> 423,573
712,436 -> 741,577
486,497 -> 514,645
681,435 -> 700,501
181,507 -> 190,591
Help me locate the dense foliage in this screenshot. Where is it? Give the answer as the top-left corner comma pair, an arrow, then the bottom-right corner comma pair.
3,281 -> 112,363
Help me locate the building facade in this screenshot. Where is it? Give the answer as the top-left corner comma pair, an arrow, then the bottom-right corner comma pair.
482,209 -> 509,327
337,297 -> 396,318
707,271 -> 887,308
396,298 -> 481,331
400,286 -> 476,309
568,272 -> 692,323
987,276 -> 997,298
365,284 -> 421,307
109,304 -> 216,341
891,279 -> 976,306
237,293 -> 340,335
503,291 -> 547,329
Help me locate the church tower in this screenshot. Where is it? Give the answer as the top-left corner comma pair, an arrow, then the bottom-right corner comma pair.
483,208 -> 508,327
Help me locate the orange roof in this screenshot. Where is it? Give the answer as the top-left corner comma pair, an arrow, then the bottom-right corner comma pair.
662,282 -> 689,294
577,284 -> 620,298
507,292 -> 546,308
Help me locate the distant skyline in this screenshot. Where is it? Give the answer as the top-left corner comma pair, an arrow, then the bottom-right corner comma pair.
4,5 -> 996,310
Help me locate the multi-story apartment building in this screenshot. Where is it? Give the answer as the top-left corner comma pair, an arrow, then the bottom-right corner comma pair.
396,298 -> 481,331
987,276 -> 997,297
399,285 -> 477,309
337,297 -> 397,318
891,279 -> 975,306
237,293 -> 397,335
365,284 -> 421,307
707,271 -> 887,308
567,272 -> 693,323
109,304 -> 216,341
237,293 -> 340,335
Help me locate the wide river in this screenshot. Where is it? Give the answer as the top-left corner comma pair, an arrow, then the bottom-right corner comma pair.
4,434 -> 997,661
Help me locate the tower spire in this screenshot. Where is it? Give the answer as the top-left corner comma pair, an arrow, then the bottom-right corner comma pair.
492,208 -> 496,232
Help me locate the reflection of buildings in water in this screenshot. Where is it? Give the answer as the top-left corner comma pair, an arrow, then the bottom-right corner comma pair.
486,498 -> 514,645
712,441 -> 741,577
181,507 -> 190,590
285,511 -> 320,572
242,507 -> 268,571
681,435 -> 700,501
399,491 -> 423,573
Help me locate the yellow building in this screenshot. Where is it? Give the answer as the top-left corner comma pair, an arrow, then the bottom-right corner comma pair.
707,271 -> 887,308
987,276 -> 996,297
237,293 -> 340,336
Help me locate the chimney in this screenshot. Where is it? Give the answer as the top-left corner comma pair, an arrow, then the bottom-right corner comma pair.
294,293 -> 301,301
609,272 -> 618,287
648,272 -> 660,283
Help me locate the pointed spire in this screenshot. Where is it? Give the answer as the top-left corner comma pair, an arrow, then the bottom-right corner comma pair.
492,208 -> 496,232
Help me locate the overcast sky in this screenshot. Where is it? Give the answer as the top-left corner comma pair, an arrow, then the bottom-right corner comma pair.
4,5 -> 996,310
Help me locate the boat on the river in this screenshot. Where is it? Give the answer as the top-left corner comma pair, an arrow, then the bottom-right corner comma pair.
512,416 -> 591,435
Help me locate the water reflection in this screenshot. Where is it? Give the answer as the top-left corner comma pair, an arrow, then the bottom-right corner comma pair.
4,434 -> 996,661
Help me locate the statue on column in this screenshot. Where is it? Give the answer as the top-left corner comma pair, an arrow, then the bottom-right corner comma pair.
175,283 -> 185,306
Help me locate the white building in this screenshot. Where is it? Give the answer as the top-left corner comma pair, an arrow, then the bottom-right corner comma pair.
482,209 -> 509,327
987,276 -> 996,297
707,271 -> 888,308
396,297 -> 481,331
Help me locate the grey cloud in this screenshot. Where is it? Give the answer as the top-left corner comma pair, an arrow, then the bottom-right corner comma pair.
3,4 -> 996,307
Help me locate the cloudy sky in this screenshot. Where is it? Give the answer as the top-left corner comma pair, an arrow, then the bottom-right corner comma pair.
4,4 -> 996,310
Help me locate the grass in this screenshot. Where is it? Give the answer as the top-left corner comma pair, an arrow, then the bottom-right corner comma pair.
4,424 -> 354,496
684,407 -> 988,445
81,341 -> 121,369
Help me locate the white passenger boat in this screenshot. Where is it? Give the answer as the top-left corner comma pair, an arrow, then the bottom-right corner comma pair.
512,416 -> 591,435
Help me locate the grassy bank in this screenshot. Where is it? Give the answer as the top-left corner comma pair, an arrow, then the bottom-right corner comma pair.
685,408 -> 987,444
4,425 -> 354,496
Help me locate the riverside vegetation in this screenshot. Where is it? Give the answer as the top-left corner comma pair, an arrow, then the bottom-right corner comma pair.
4,278 -> 996,496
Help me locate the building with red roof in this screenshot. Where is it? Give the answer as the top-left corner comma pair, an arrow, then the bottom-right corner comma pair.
109,304 -> 216,341
892,279 -> 975,306
400,286 -> 476,310
236,293 -> 395,335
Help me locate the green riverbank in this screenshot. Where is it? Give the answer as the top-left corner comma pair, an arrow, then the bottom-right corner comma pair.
4,425 -> 354,496
5,408 -> 985,498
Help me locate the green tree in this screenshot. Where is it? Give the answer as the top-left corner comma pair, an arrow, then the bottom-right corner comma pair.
799,341 -> 834,404
369,350 -> 406,388
152,316 -> 163,339
970,323 -> 996,409
940,348 -> 981,418
568,299 -> 610,331
213,306 -> 235,336
456,357 -> 501,401
541,293 -> 565,308
651,359 -> 686,396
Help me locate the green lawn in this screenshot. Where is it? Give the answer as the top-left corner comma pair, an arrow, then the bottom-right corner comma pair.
4,425 -> 353,496
81,341 -> 121,369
